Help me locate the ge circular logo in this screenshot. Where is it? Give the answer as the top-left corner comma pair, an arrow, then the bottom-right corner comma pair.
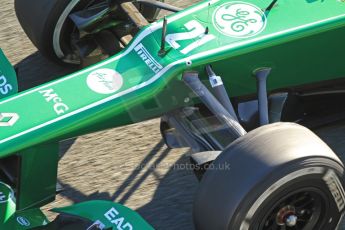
87,68 -> 123,94
17,216 -> 30,227
212,1 -> 267,38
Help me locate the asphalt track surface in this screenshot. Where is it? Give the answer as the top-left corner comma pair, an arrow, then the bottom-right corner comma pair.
1,1 -> 345,229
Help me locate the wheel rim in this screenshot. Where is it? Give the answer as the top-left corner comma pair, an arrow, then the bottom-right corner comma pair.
53,0 -> 109,64
53,0 -> 81,64
52,0 -> 161,64
258,188 -> 327,230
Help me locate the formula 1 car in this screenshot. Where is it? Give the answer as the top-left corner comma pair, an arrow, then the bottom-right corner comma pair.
1,0 -> 345,229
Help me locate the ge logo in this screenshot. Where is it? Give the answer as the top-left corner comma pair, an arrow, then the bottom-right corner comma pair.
213,1 -> 267,38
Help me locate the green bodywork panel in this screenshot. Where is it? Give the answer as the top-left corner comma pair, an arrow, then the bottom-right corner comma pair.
0,182 -> 16,224
0,0 -> 345,228
4,208 -> 49,229
52,200 -> 153,229
0,0 -> 345,157
0,49 -> 18,99
16,143 -> 59,211
0,181 -> 48,229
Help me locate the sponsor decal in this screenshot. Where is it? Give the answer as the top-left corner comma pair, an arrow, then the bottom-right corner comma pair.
209,75 -> 223,88
212,1 -> 267,38
87,220 -> 106,230
135,43 -> 163,73
104,207 -> 133,230
0,74 -> 13,96
0,182 -> 14,204
166,20 -> 215,55
87,69 -> 123,94
39,89 -> 69,115
0,113 -> 19,127
17,216 -> 30,227
323,169 -> 345,211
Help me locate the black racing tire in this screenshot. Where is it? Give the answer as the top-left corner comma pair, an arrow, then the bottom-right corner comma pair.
194,122 -> 345,230
14,0 -> 162,65
15,0 -> 88,64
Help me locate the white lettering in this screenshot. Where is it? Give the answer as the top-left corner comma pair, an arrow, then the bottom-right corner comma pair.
135,44 -> 163,73
54,103 -> 69,115
112,217 -> 124,229
122,223 -> 133,230
323,169 -> 345,211
40,89 -> 58,102
39,89 -> 69,115
104,207 -> 133,230
0,75 -> 13,95
166,20 -> 215,55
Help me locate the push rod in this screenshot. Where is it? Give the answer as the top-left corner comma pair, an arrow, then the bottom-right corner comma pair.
254,68 -> 271,126
206,65 -> 239,121
183,71 -> 246,140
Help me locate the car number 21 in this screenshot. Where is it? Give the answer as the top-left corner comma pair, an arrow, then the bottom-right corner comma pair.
165,20 -> 215,55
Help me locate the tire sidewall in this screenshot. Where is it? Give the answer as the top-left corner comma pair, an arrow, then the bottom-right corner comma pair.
15,0 -> 163,64
193,123 -> 345,230
50,0 -> 82,63
232,158 -> 345,229
15,0 -> 93,64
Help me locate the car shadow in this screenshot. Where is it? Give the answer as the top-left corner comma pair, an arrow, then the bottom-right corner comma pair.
14,51 -> 76,91
8,1 -> 199,224
15,51 -> 198,230
57,139 -> 198,230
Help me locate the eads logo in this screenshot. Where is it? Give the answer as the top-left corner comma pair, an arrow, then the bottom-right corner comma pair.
213,1 -> 267,38
0,74 -> 13,95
